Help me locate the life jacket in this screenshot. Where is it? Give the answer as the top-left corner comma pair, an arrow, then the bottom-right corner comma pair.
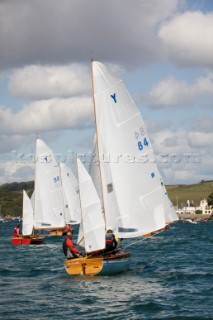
13,227 -> 20,237
105,233 -> 117,249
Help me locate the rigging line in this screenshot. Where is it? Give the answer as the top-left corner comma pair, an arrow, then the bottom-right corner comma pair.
122,236 -> 156,249
77,235 -> 84,246
122,238 -> 145,249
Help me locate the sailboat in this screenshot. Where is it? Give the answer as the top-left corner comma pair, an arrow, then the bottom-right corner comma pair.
64,158 -> 131,276
64,61 -> 178,276
60,162 -> 81,226
33,138 -> 66,235
50,162 -> 81,235
11,190 -> 45,245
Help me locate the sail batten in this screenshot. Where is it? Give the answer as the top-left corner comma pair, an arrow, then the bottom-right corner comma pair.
116,112 -> 141,127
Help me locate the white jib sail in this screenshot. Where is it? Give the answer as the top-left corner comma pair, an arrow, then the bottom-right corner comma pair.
89,134 -> 120,232
92,61 -> 178,238
60,163 -> 81,225
22,190 -> 34,236
77,158 -> 105,253
89,134 -> 102,201
34,139 -> 65,229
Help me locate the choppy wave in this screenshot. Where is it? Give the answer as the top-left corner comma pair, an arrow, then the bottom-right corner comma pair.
0,220 -> 213,319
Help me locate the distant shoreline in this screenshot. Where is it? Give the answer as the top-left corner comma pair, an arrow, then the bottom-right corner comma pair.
178,213 -> 212,221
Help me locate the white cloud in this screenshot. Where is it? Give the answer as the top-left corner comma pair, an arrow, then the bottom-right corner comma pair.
9,64 -> 91,99
0,135 -> 30,154
152,130 -> 194,155
188,132 -> 213,148
191,117 -> 213,133
0,0 -> 180,70
153,129 -> 213,152
0,96 -> 93,134
0,161 -> 34,185
159,11 -> 213,67
145,71 -> 213,108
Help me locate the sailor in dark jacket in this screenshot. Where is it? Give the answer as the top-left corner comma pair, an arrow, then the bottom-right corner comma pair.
105,229 -> 118,252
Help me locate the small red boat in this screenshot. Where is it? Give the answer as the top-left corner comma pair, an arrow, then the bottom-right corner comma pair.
11,235 -> 45,245
11,190 -> 45,246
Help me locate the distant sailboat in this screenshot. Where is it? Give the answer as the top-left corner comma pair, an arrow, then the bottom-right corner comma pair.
34,138 -> 66,235
60,163 -> 81,226
64,61 -> 178,276
11,190 -> 44,245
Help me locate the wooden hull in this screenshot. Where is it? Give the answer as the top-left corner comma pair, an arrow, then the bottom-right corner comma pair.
50,229 -> 64,236
64,250 -> 131,276
11,236 -> 45,245
29,236 -> 45,245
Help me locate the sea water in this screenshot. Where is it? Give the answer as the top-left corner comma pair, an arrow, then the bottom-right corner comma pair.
0,220 -> 212,320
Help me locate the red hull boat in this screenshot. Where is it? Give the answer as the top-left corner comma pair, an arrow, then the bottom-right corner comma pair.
11,236 -> 45,245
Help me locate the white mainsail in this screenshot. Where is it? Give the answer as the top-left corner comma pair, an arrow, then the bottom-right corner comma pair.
77,158 -> 105,253
34,138 -> 65,230
92,61 -> 178,238
22,190 -> 34,236
60,163 -> 81,225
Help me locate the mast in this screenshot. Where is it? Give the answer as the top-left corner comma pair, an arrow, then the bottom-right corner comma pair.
33,133 -> 38,233
91,59 -> 107,227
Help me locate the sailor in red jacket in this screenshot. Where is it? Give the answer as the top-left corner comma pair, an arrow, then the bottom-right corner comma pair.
13,224 -> 21,237
63,232 -> 82,259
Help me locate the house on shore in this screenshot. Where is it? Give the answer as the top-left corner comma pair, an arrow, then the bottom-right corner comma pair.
177,199 -> 213,215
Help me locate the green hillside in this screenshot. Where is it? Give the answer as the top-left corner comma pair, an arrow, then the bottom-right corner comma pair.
167,180 -> 213,208
0,182 -> 34,218
0,181 -> 34,192
0,180 -> 213,218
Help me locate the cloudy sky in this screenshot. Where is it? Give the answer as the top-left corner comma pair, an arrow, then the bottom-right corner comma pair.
0,0 -> 213,185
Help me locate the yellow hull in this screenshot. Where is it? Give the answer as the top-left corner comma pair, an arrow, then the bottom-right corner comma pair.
50,229 -> 64,236
64,250 -> 131,276
64,257 -> 104,276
